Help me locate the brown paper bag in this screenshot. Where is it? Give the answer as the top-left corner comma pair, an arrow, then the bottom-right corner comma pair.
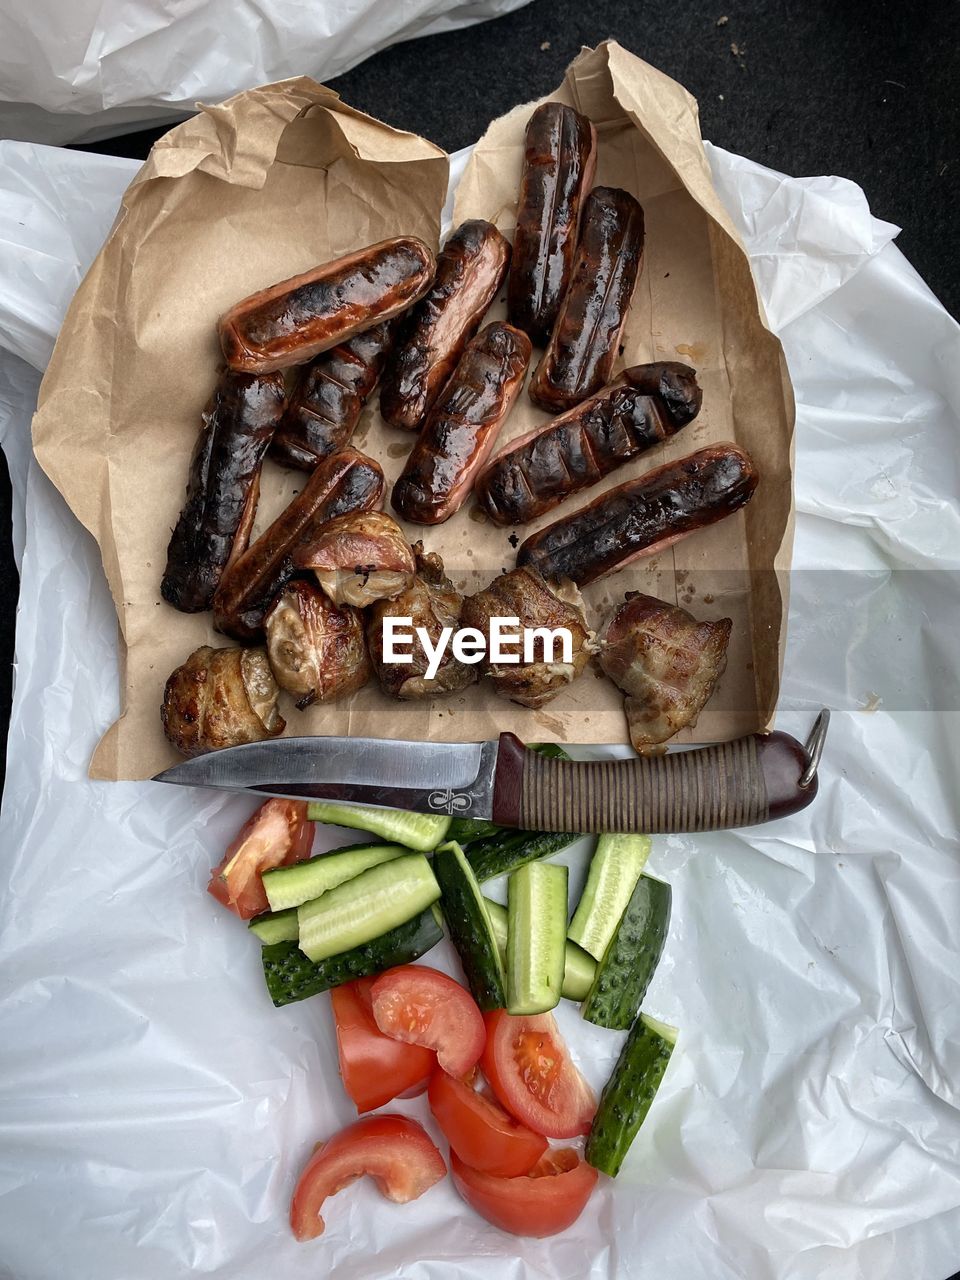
32,45 -> 794,782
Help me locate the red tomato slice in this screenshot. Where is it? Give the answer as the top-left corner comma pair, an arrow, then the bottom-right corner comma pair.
370,965 -> 485,1078
332,978 -> 435,1113
207,798 -> 312,919
428,1069 -> 547,1177
481,1010 -> 596,1139
450,1147 -> 598,1237
291,1114 -> 446,1241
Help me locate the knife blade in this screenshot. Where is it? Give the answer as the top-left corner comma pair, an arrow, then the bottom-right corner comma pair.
153,712 -> 828,833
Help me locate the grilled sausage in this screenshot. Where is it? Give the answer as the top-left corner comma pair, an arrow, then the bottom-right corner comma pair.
460,567 -> 595,708
391,322 -> 532,525
213,448 -> 384,640
517,444 -> 759,586
161,645 -> 284,757
528,187 -> 645,413
380,220 -> 511,431
219,237 -> 436,374
161,368 -> 285,613
507,102 -> 597,346
270,321 -> 395,471
295,510 -> 416,609
476,362 -> 702,526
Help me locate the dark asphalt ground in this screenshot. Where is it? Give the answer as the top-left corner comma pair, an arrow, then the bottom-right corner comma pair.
1,0 -> 958,800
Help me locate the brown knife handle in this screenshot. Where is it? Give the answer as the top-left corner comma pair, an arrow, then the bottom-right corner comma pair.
491,732 -> 817,833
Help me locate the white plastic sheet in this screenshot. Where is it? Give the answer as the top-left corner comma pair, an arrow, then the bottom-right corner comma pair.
1,137 -> 959,1280
0,0 -> 532,145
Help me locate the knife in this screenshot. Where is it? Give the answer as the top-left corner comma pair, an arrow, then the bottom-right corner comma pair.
154,709 -> 829,834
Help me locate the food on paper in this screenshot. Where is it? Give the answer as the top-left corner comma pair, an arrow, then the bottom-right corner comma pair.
365,544 -> 476,699
598,592 -> 733,751
218,237 -> 436,374
264,580 -> 370,708
262,842 -> 409,913
270,321 -> 396,471
505,860 -> 568,1014
517,444 -> 760,586
507,101 -> 598,347
567,833 -> 651,961
433,840 -> 507,1011
370,964 -> 486,1078
391,320 -> 532,525
460,567 -> 594,708
475,361 -> 703,526
480,1009 -> 596,1139
580,873 -> 671,1030
213,448 -> 385,640
295,509 -> 416,608
206,798 -> 312,919
332,978 -> 435,1113
161,368 -> 285,612
380,220 -> 511,431
160,644 -> 284,756
427,1070 -> 548,1178
289,1114 -> 446,1241
528,186 -> 645,412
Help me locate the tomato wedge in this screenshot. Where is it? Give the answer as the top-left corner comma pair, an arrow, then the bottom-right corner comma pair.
290,1114 -> 445,1241
207,798 -> 312,919
428,1069 -> 547,1177
481,1010 -> 596,1139
332,978 -> 435,1113
370,965 -> 485,1078
450,1148 -> 598,1237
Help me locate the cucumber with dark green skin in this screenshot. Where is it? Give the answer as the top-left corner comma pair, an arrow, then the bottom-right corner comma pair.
248,907 -> 299,944
585,1014 -> 678,1177
261,907 -> 444,1007
484,898 -> 597,1001
581,874 -> 672,1030
466,828 -> 579,883
433,841 -> 506,1010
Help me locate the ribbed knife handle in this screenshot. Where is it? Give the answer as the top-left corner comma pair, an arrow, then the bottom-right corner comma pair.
490,731 -> 817,833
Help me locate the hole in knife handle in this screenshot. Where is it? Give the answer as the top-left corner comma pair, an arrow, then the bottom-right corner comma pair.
491,732 -> 819,834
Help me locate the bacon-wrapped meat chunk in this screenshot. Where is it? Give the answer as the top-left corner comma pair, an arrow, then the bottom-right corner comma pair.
598,593 -> 732,754
161,645 -> 284,757
264,580 -> 370,709
295,510 -> 415,609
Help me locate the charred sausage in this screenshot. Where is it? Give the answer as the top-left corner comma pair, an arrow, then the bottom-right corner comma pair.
213,448 -> 384,640
270,321 -> 395,471
516,444 -> 759,586
218,237 -> 436,374
391,322 -> 532,525
528,187 -> 645,413
161,368 -> 284,613
379,220 -> 511,431
161,645 -> 285,757
507,102 -> 597,346
476,362 -> 702,526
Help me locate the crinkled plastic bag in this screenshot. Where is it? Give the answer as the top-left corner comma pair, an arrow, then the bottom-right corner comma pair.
1,132 -> 959,1278
0,0 -> 532,145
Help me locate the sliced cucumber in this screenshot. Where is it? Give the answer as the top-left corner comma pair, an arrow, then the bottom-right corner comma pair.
447,817 -> 501,843
262,842 -> 408,912
506,861 -> 568,1015
484,898 -> 596,1001
585,1013 -> 678,1177
582,874 -> 672,1029
297,853 -> 440,962
467,829 -> 578,884
248,907 -> 299,945
433,841 -> 506,1010
305,801 -> 451,852
567,834 -> 652,961
261,907 -> 444,1007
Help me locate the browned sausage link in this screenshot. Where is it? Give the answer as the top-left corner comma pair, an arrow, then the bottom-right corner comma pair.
516,444 -> 759,586
213,448 -> 385,639
391,322 -> 532,526
218,237 -> 436,374
160,368 -> 284,613
476,362 -> 702,527
379,221 -> 512,431
507,102 -> 597,347
270,321 -> 396,471
528,187 -> 645,413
